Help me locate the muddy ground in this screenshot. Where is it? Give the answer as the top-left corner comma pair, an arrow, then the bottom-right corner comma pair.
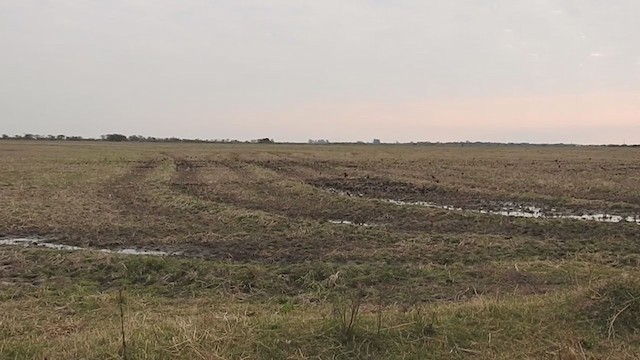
3,142 -> 640,358
1,143 -> 639,267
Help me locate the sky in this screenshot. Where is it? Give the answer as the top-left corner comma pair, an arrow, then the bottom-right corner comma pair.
1,1 -> 639,144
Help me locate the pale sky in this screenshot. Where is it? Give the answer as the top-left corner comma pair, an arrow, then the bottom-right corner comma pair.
1,1 -> 639,144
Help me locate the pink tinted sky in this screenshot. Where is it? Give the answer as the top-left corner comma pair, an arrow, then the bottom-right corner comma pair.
221,92 -> 640,143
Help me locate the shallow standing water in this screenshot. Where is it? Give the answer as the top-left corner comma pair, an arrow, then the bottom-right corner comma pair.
326,187 -> 640,225
0,237 -> 175,256
385,199 -> 640,224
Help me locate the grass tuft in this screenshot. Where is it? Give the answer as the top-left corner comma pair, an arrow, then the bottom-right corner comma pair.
576,276 -> 640,339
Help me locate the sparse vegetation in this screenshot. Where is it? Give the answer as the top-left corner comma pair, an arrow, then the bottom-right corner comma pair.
575,276 -> 640,339
1,141 -> 640,358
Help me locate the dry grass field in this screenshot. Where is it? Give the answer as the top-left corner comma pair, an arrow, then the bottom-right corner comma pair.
2,141 -> 640,359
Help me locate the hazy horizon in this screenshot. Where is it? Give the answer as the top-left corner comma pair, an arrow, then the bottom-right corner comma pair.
2,1 -> 639,144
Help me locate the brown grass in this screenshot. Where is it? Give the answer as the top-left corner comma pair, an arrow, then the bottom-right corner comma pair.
1,141 -> 640,358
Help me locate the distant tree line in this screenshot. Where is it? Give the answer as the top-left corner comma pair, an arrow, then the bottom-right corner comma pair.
1,134 -> 86,141
0,133 -> 273,144
100,134 -> 251,143
2,134 -> 637,146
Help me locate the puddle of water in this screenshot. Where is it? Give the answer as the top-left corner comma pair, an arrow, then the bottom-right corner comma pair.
325,188 -> 640,226
328,220 -> 374,227
329,219 -> 354,225
326,188 -> 364,198
385,199 -> 463,211
0,238 -> 173,256
556,214 -> 625,223
0,238 -> 84,251
323,188 -> 640,225
325,184 -> 640,225
383,199 -> 640,224
489,205 -> 544,219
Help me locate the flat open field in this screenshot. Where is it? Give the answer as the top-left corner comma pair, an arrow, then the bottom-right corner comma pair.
2,141 -> 640,359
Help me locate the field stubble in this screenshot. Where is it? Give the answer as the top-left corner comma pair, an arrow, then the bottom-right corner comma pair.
1,141 -> 640,359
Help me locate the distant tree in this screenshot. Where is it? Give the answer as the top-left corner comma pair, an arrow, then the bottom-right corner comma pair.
128,135 -> 144,142
104,134 -> 128,142
1,134 -> 8,139
56,135 -> 66,140
309,139 -> 330,144
257,138 -> 274,144
23,134 -> 35,140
